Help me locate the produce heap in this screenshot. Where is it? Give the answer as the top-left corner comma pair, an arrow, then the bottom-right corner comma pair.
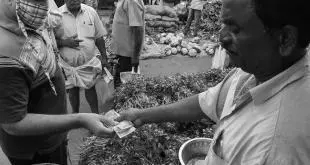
199,0 -> 222,40
145,0 -> 222,41
79,68 -> 232,165
102,0 -> 222,60
144,32 -> 218,59
145,5 -> 180,36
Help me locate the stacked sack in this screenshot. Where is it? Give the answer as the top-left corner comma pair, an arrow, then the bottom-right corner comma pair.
145,5 -> 180,34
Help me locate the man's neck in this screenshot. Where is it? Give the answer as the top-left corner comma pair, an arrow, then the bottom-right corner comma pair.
255,50 -> 306,84
255,69 -> 283,84
69,8 -> 81,17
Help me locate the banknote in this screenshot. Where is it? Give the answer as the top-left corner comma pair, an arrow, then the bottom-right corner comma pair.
113,121 -> 136,138
114,120 -> 133,130
104,110 -> 136,138
103,67 -> 113,83
104,110 -> 120,120
114,126 -> 136,138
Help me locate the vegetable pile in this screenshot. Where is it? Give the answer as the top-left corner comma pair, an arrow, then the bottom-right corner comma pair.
199,0 -> 222,40
152,32 -> 218,58
145,5 -> 180,35
79,69 -> 232,165
145,15 -> 179,35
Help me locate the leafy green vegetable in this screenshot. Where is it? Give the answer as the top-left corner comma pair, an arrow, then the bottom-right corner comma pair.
79,68 -> 231,165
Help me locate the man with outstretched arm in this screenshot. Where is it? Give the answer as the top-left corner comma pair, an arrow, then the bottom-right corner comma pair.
117,0 -> 310,164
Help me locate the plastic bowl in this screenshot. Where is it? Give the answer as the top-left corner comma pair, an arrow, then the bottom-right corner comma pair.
178,138 -> 213,165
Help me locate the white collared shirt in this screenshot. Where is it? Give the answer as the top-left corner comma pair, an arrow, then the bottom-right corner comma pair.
199,55 -> 310,164
55,4 -> 106,67
111,0 -> 145,57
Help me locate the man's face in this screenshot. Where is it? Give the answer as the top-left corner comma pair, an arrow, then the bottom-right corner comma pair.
220,0 -> 282,76
65,0 -> 81,11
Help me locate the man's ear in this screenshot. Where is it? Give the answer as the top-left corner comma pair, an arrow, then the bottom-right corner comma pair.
278,25 -> 298,57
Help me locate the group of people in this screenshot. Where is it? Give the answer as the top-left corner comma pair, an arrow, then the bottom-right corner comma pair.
1,0 -> 310,165
0,0 -> 144,164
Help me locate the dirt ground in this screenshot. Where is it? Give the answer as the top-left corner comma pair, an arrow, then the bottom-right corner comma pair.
67,55 -> 213,165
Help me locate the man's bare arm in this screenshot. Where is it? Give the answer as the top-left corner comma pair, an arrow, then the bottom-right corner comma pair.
95,36 -> 108,66
138,95 -> 207,124
2,113 -> 114,137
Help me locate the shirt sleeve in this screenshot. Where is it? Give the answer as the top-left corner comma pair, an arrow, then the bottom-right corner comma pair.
265,143 -> 305,165
0,67 -> 30,123
48,9 -> 63,29
198,68 -> 238,123
198,81 -> 223,123
126,0 -> 144,27
90,8 -> 107,39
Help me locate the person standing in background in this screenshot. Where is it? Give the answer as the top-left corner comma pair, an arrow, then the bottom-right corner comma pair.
82,0 -> 99,10
56,0 -> 108,114
183,0 -> 206,36
111,0 -> 145,88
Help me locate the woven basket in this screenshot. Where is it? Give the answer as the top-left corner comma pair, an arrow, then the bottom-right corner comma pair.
178,138 -> 212,165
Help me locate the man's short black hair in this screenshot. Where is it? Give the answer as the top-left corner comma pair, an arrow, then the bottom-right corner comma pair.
253,0 -> 310,48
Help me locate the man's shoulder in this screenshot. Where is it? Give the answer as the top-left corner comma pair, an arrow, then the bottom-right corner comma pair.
0,56 -> 24,69
0,56 -> 33,87
81,4 -> 97,13
58,4 -> 66,12
123,0 -> 144,8
280,70 -> 310,104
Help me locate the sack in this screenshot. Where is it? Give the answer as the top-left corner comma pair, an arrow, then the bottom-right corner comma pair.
140,42 -> 166,60
211,45 -> 230,70
120,66 -> 141,83
161,16 -> 179,22
146,5 -> 177,18
95,68 -> 115,114
145,13 -> 162,21
174,1 -> 188,16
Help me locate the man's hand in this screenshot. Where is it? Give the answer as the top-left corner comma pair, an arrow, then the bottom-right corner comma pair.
78,113 -> 118,137
61,35 -> 83,49
115,108 -> 144,127
98,55 -> 108,68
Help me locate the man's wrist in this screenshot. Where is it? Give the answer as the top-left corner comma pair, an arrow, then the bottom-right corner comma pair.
98,54 -> 107,60
75,113 -> 86,129
136,109 -> 146,125
58,39 -> 65,47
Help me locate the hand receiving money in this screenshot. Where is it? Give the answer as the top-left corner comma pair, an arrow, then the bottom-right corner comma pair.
104,110 -> 136,138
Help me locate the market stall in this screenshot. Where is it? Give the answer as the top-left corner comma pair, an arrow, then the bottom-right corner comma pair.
79,69 -> 231,165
